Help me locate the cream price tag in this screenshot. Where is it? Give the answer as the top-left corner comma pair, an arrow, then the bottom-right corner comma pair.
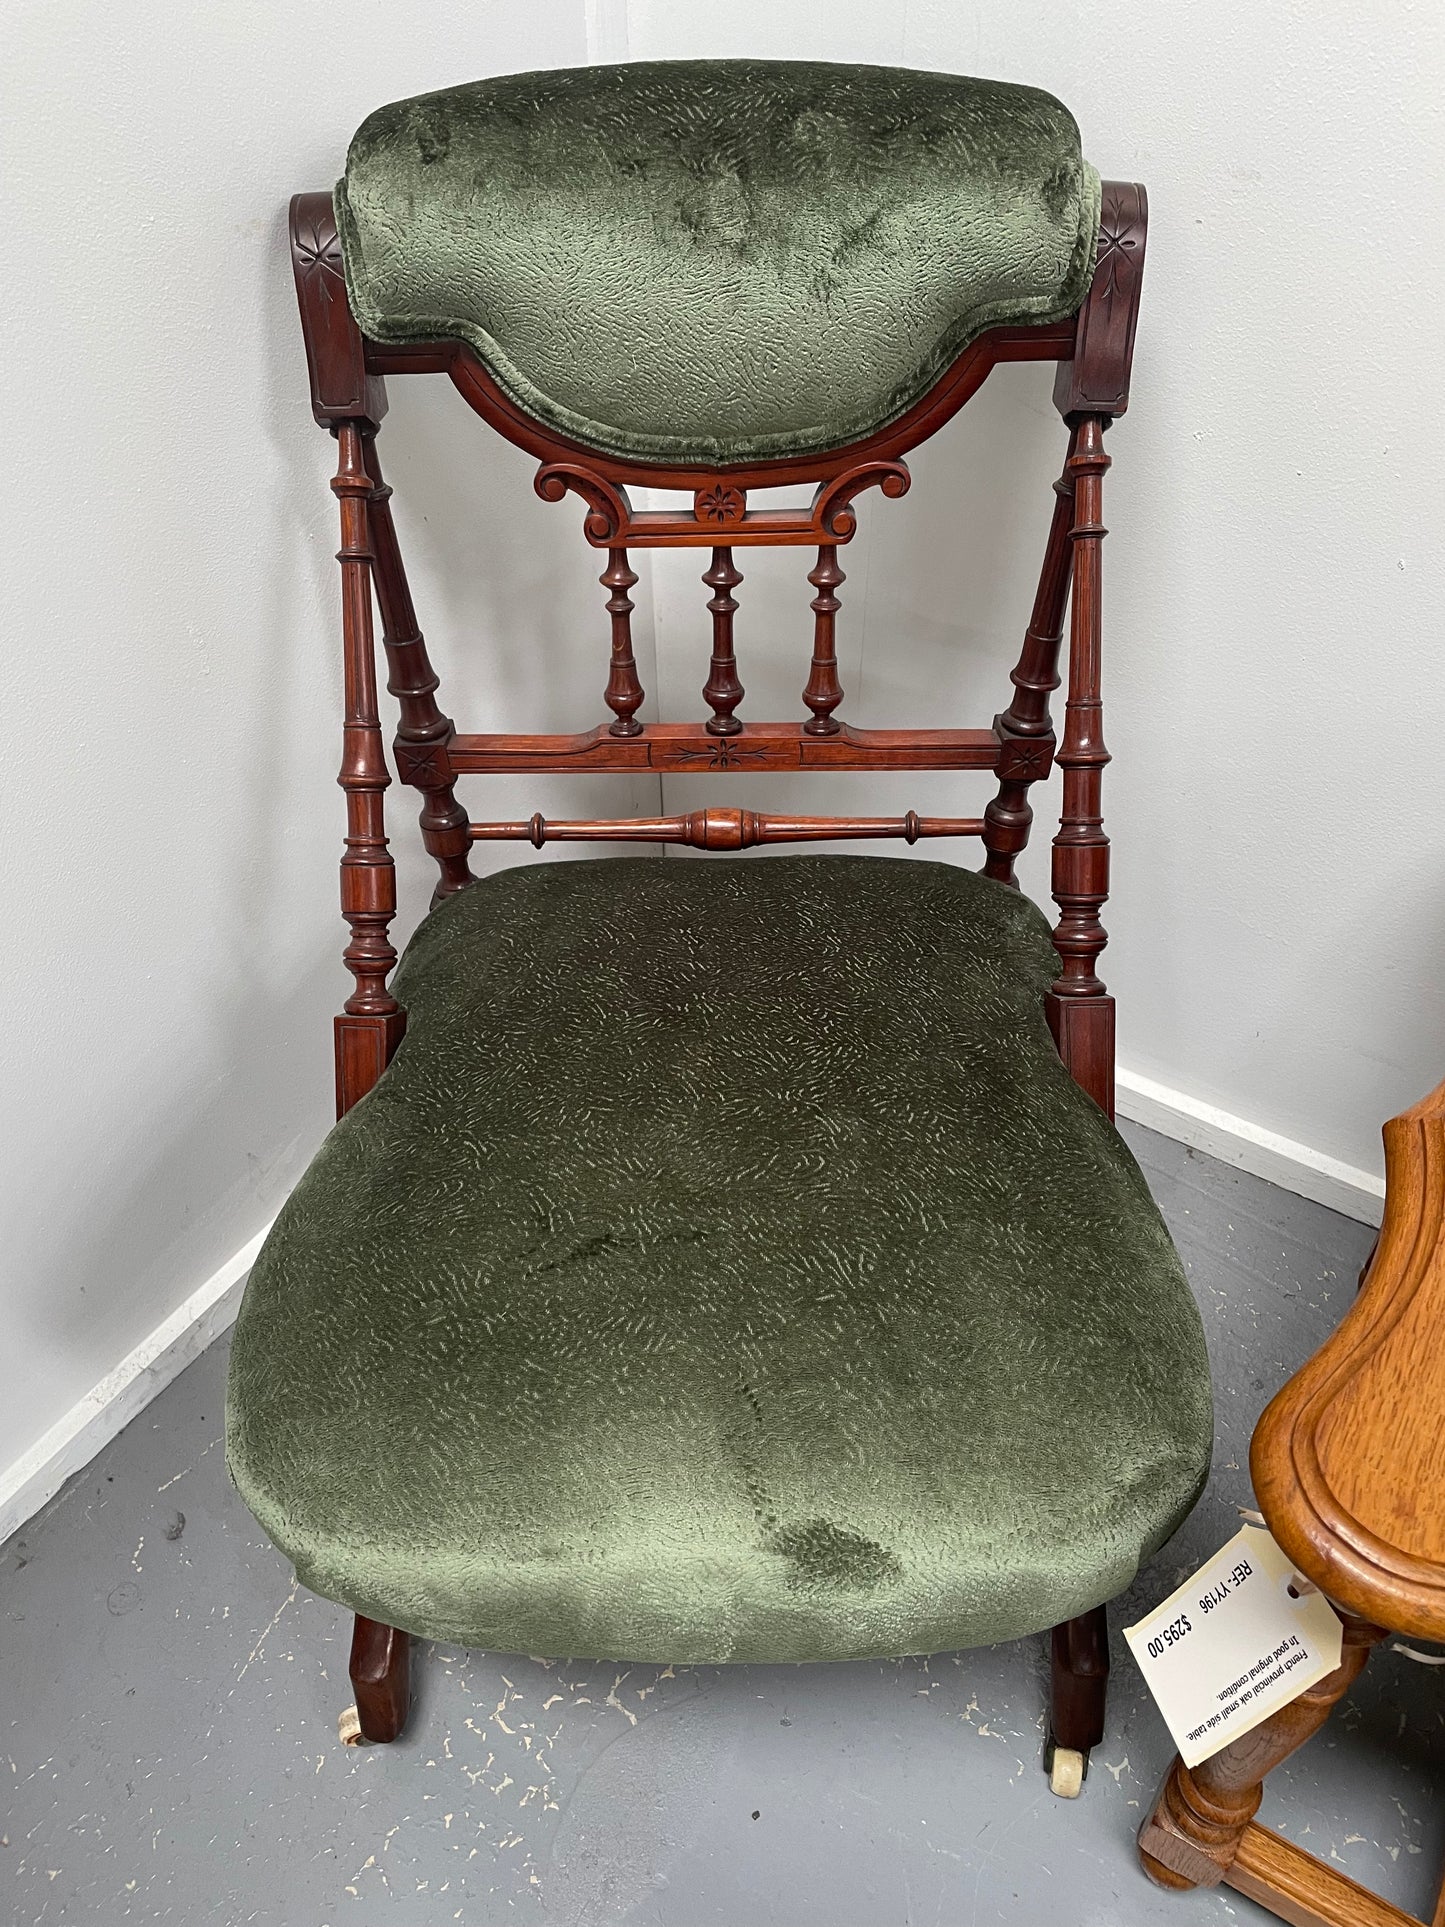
1123,1525 -> 1343,1767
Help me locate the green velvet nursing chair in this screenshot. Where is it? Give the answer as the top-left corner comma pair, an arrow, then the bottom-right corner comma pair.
226,59 -> 1212,1797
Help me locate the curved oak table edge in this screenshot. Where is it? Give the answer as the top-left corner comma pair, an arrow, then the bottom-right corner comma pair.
1252,1076 -> 1445,1643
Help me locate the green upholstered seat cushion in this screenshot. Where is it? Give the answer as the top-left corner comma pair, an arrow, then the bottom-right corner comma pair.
336,60 -> 1100,465
226,856 -> 1211,1664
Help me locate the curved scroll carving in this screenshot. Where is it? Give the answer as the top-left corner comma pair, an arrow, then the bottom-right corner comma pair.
534,463 -> 630,545
813,461 -> 911,541
533,455 -> 910,549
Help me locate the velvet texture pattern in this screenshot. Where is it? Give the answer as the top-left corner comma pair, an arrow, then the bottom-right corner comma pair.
335,60 -> 1101,464
228,857 -> 1211,1663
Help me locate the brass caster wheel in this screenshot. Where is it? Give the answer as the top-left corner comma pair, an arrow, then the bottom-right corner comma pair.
339,1704 -> 363,1746
1048,1744 -> 1086,1798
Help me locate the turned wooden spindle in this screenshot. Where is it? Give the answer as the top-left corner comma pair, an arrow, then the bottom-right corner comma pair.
469,805 -> 985,851
362,439 -> 474,900
702,547 -> 745,735
1046,416 -> 1114,1115
331,422 -> 405,1116
1138,1618 -> 1387,1893
601,547 -> 644,737
981,431 -> 1078,886
803,545 -> 846,735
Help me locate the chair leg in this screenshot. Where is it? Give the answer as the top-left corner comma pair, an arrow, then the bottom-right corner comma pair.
1046,1605 -> 1109,1796
342,1614 -> 411,1744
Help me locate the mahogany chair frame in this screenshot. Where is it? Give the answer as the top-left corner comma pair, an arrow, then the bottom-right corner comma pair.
288,181 -> 1150,1759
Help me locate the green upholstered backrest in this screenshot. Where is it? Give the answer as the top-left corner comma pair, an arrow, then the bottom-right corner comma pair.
336,60 -> 1100,466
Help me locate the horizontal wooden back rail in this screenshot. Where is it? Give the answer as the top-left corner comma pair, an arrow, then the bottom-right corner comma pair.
289,176 -> 1147,1114
437,721 -> 1013,778
469,807 -> 987,853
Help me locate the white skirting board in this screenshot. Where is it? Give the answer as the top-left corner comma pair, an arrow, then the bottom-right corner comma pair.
0,1220 -> 273,1546
1116,1067 -> 1385,1227
0,1071 -> 1386,1545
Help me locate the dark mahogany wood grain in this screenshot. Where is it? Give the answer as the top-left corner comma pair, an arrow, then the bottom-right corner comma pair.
349,1615 -> 411,1744
1051,1605 -> 1110,1756
290,193 -> 386,430
535,457 -> 911,551
702,548 -> 745,734
330,420 -> 405,1118
980,433 -> 1075,886
362,438 -> 475,901
446,720 -> 1004,775
1054,182 -> 1148,422
469,805 -> 985,851
600,549 -> 645,737
1045,415 -> 1115,1118
802,546 -> 846,736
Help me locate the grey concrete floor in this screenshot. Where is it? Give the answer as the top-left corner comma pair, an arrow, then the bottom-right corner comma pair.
4,1124 -> 1442,1926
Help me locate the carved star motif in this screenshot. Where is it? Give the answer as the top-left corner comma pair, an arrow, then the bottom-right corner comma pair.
693,483 -> 746,526
1096,223 -> 1138,263
997,736 -> 1054,782
295,218 -> 344,306
395,742 -> 445,786
670,738 -> 766,770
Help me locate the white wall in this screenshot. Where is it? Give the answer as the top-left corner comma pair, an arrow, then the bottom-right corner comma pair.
4,0 -> 1443,1502
635,0 -> 1445,1181
0,0 -> 661,1495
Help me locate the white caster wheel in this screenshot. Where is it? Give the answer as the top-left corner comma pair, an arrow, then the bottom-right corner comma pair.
1048,1745 -> 1085,1798
339,1704 -> 363,1746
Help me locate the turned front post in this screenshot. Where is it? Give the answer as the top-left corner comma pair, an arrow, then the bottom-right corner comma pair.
331,422 -> 405,1116
1046,414 -> 1114,1116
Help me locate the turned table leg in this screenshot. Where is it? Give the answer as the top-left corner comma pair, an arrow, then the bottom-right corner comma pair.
1138,1617 -> 1386,1889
